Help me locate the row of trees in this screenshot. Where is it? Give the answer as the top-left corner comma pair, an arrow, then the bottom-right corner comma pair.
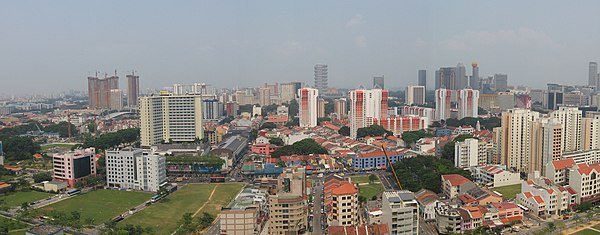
175,212 -> 215,235
400,130 -> 433,146
76,128 -> 140,151
271,138 -> 328,158
356,125 -> 393,139
392,155 -> 472,193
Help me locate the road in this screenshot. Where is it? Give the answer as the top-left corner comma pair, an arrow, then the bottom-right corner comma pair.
419,219 -> 438,235
312,176 -> 325,235
203,218 -> 220,235
377,171 -> 400,190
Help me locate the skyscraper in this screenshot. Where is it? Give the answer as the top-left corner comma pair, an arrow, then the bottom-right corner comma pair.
458,89 -> 479,119
298,87 -> 319,127
349,89 -> 388,138
589,62 -> 598,87
435,88 -> 452,120
88,74 -> 119,109
455,63 -> 467,90
109,89 -> 123,111
314,64 -> 328,94
373,75 -> 385,89
551,106 -> 582,152
435,67 -> 456,90
279,82 -> 298,103
418,70 -> 427,91
500,109 -> 540,172
317,98 -> 326,118
334,98 -> 347,117
493,74 -> 508,92
258,87 -> 271,106
470,62 -> 480,90
126,73 -> 139,107
405,86 -> 425,105
529,117 -> 562,175
582,116 -> 600,151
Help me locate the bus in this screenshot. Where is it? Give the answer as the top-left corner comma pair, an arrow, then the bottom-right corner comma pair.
517,204 -> 530,213
210,176 -> 225,183
151,195 -> 162,202
66,189 -> 81,196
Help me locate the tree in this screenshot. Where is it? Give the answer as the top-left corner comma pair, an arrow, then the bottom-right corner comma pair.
198,212 -> 215,229
87,122 -> 96,133
176,213 -> 196,235
392,155 -> 471,193
44,121 -> 78,137
317,117 -> 331,125
368,174 -> 377,184
356,125 -> 393,139
338,126 -> 350,136
547,222 -> 556,233
20,202 -> 30,211
269,138 -> 285,146
33,172 -> 53,183
2,136 -> 41,161
270,138 -> 328,158
287,99 -> 299,117
400,130 -> 433,146
576,202 -> 593,212
358,195 -> 366,203
260,122 -> 277,130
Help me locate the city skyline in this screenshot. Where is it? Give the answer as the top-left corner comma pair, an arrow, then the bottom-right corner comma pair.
3,1 -> 600,95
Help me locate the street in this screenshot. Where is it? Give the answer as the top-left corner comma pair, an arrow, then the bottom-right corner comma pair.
312,176 -> 325,235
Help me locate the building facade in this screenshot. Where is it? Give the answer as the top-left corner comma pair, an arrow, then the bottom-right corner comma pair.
349,89 -> 388,139
105,148 -> 167,192
53,148 -> 97,188
382,191 -> 419,235
500,109 -> 540,172
298,88 -> 319,127
406,86 -> 426,105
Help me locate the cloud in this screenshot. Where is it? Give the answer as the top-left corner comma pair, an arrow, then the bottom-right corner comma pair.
440,28 -> 561,50
354,35 -> 368,48
278,41 -> 304,56
346,14 -> 364,28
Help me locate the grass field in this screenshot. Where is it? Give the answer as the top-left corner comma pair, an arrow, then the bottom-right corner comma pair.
491,183 -> 521,200
1,191 -> 53,208
0,216 -> 29,233
358,183 -> 385,200
37,190 -> 150,225
572,229 -> 600,235
350,175 -> 379,184
41,143 -> 76,151
125,183 -> 244,235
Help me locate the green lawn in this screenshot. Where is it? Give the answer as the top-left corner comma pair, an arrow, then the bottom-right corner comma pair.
350,175 -> 380,184
41,143 -> 76,151
37,190 -> 150,225
490,183 -> 521,200
1,191 -> 53,208
358,183 -> 385,200
572,229 -> 600,235
0,216 -> 29,232
125,183 -> 244,235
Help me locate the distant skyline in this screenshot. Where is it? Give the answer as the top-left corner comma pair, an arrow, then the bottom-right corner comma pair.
2,1 -> 600,95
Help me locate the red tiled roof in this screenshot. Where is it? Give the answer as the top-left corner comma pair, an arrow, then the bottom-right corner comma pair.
533,196 -> 544,204
576,163 -> 600,175
523,192 -> 533,198
552,159 -> 576,170
331,183 -> 358,196
442,174 -> 472,186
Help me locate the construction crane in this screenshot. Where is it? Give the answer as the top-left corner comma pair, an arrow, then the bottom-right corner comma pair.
381,145 -> 403,190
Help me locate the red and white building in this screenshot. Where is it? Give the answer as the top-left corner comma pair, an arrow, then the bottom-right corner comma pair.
53,148 -> 98,188
400,106 -> 436,125
458,89 -> 479,119
367,116 -> 428,136
298,88 -> 319,127
348,89 -> 388,139
435,89 -> 453,121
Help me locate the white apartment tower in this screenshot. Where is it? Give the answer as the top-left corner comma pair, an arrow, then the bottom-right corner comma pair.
435,89 -> 453,121
500,109 -> 540,173
458,89 -> 479,119
298,88 -> 319,127
455,138 -> 480,169
529,117 -> 563,175
551,106 -> 582,153
349,89 -> 389,139
405,86 -> 426,105
105,148 -> 167,192
139,91 -> 203,147
382,191 -> 419,235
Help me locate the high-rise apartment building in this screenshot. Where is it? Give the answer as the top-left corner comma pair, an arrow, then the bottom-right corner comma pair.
418,70 -> 427,91
435,89 -> 453,120
298,88 -> 319,127
268,168 -> 307,235
470,62 -> 480,90
279,82 -> 298,103
405,86 -> 426,105
551,106 -> 582,153
202,99 -> 224,121
105,148 -> 167,192
493,74 -> 508,92
590,62 -> 598,87
458,89 -> 479,119
349,89 -> 388,138
53,148 -> 97,188
334,98 -> 347,117
500,109 -> 540,172
139,91 -> 203,147
88,74 -> 119,109
435,67 -> 456,90
373,75 -> 385,89
582,116 -> 600,151
126,73 -> 139,107
109,89 -> 123,111
382,191 -> 419,235
314,64 -> 328,94
529,117 -> 563,175
259,87 -> 271,106
317,98 -> 326,118
455,138 -> 480,169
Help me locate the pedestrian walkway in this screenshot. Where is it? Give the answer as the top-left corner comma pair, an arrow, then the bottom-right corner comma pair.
562,219 -> 600,234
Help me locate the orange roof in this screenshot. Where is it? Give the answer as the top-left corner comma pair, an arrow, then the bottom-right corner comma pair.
33,153 -> 43,159
576,163 -> 600,175
442,174 -> 472,186
458,194 -> 477,204
533,196 -> 544,204
0,182 -> 11,189
552,159 -> 576,170
331,183 -> 358,196
4,166 -> 22,171
523,192 -> 533,198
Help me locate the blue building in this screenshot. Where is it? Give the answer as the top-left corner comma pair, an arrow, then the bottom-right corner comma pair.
435,128 -> 453,137
352,150 -> 406,170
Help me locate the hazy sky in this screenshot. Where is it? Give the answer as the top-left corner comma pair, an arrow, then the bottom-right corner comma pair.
2,1 -> 600,95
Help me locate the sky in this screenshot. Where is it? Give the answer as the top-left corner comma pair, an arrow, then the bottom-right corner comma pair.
2,1 -> 600,95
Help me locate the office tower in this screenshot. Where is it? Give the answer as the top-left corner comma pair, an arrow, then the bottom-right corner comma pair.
109,89 -> 123,110
268,168 -> 307,235
202,99 -> 224,121
500,109 -> 540,172
590,62 -> 598,87
105,148 -> 167,192
455,63 -> 467,89
317,98 -> 326,118
418,70 -> 427,91
529,117 -> 563,175
551,106 -> 582,152
435,67 -> 456,90
435,89 -> 452,120
258,87 -> 271,106
405,86 -> 426,105
470,62 -> 480,90
279,82 -> 297,103
88,74 -> 119,109
53,148 -> 97,188
458,89 -> 479,119
382,191 -> 419,235
373,75 -> 385,89
455,138 -> 480,169
349,89 -> 389,138
582,116 -> 600,150
126,73 -> 139,107
334,98 -> 347,117
493,74 -> 508,92
139,92 -> 203,147
298,88 -> 319,127
314,64 -> 328,94
547,91 -> 564,110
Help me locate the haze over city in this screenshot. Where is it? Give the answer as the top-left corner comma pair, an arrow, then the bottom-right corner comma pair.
2,1 -> 600,95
